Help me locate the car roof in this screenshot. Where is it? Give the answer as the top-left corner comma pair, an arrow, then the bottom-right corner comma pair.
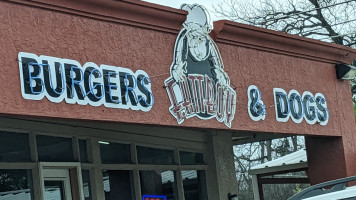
288,176 -> 356,200
302,185 -> 356,200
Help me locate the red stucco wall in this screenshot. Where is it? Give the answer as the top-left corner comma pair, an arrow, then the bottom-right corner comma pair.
0,0 -> 356,138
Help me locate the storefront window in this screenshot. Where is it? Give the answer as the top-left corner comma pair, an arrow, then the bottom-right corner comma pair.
82,170 -> 92,200
140,170 -> 178,200
182,170 -> 208,200
102,170 -> 135,200
0,169 -> 34,200
36,135 -> 73,162
137,146 -> 174,165
79,139 -> 89,163
0,131 -> 30,162
99,141 -> 131,164
179,151 -> 204,165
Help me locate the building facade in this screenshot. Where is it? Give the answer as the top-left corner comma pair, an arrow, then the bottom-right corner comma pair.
0,0 -> 356,200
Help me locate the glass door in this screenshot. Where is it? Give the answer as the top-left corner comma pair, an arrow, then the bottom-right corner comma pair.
42,168 -> 73,200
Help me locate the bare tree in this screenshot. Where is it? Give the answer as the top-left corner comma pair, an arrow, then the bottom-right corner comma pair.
214,0 -> 356,47
233,137 -> 305,200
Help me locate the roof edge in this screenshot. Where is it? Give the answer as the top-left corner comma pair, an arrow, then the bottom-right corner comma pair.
6,0 -> 187,34
212,20 -> 356,64
249,163 -> 308,175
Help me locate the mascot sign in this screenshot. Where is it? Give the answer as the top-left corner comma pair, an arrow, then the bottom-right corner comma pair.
164,4 -> 237,128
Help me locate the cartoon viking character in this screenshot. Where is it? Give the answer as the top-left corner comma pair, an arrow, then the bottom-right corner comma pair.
170,4 -> 230,88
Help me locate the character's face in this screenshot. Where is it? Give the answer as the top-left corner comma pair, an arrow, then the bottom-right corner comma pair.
187,30 -> 209,61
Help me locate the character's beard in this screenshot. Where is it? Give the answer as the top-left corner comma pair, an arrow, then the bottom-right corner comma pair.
188,38 -> 209,61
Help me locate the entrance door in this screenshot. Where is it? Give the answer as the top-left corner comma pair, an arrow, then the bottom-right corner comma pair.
42,168 -> 73,200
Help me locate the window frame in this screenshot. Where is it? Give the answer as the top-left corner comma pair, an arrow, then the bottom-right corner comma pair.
0,126 -> 208,200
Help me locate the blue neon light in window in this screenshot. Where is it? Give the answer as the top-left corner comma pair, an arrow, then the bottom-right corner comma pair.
142,195 -> 167,200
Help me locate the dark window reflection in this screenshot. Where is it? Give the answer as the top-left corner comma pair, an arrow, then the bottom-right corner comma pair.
0,169 -> 33,199
82,170 -> 92,200
179,151 -> 204,165
99,142 -> 131,164
137,146 -> 174,165
37,135 -> 73,162
182,170 -> 208,200
103,170 -> 135,200
0,131 -> 30,162
79,139 -> 89,163
140,170 -> 178,200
